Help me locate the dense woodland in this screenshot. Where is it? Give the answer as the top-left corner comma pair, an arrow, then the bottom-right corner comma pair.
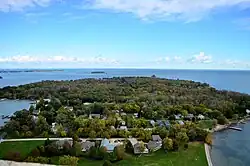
1,77 -> 250,139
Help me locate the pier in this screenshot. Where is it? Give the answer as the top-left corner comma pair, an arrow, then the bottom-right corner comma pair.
228,127 -> 242,131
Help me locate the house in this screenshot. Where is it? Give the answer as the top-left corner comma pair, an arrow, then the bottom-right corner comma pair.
156,120 -> 165,127
119,126 -> 128,130
147,141 -> 162,152
246,109 -> 250,114
134,113 -> 139,118
174,114 -> 181,120
100,138 -> 116,152
64,106 -> 73,112
156,120 -> 170,128
56,140 -> 73,149
33,109 -> 40,116
164,120 -> 171,128
178,120 -> 185,125
89,114 -> 101,119
83,102 -> 92,106
197,114 -> 205,120
120,112 -> 127,116
0,132 -> 7,143
120,120 -> 126,126
32,115 -> 39,123
51,122 -> 57,134
185,114 -> 194,120
152,135 -> 162,142
81,141 -> 95,152
149,120 -> 155,127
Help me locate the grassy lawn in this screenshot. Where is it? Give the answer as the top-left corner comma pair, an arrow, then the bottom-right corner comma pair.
0,141 -> 45,159
78,142 -> 207,166
0,141 -> 207,166
198,120 -> 214,129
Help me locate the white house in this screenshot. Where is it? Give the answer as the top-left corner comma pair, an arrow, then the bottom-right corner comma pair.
246,109 -> 250,114
197,114 -> 205,120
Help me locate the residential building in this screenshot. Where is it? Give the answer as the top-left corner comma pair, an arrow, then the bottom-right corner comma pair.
197,114 -> 205,120
100,138 -> 117,152
81,141 -> 95,152
147,140 -> 162,152
152,135 -> 162,142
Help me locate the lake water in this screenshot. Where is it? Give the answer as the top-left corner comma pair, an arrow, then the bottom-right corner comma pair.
0,68 -> 250,165
0,69 -> 250,94
211,122 -> 250,166
0,100 -> 31,126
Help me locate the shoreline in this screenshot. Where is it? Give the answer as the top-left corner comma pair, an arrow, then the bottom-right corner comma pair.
205,143 -> 213,166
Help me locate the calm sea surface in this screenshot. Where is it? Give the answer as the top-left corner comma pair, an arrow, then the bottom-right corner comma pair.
0,69 -> 250,165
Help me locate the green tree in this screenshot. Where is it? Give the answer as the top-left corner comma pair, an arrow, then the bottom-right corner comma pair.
163,137 -> 173,151
58,155 -> 79,166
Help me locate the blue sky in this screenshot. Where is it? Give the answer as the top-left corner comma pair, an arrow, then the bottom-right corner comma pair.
0,0 -> 250,69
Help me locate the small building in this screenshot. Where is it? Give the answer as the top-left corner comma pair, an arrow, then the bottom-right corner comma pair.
100,138 -> 116,153
178,120 -> 185,125
134,113 -> 139,118
51,122 -> 57,134
156,120 -> 165,127
83,102 -> 92,106
119,126 -> 128,130
164,120 -> 171,128
81,141 -> 95,152
64,106 -> 73,112
185,114 -> 194,120
120,112 -> 127,116
56,140 -> 73,149
152,135 -> 162,142
174,114 -> 181,120
149,120 -> 155,127
32,115 -> 39,123
246,109 -> 250,114
89,114 -> 101,119
147,140 -> 162,152
120,120 -> 126,126
197,114 -> 205,120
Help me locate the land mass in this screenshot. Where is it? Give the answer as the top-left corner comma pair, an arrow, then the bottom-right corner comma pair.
0,77 -> 249,165
0,69 -> 64,73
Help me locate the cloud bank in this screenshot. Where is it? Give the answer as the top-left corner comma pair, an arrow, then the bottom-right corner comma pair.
85,0 -> 250,21
0,55 -> 119,65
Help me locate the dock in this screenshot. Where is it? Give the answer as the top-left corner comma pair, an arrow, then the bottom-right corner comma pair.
228,127 -> 242,131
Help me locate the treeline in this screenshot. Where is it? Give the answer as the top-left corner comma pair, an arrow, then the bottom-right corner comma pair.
0,77 -> 250,118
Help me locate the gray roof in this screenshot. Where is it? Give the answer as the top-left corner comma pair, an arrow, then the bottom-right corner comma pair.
152,135 -> 162,142
81,141 -> 95,151
147,141 -> 161,150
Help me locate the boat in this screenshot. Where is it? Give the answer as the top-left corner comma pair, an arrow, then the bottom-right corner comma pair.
228,127 -> 243,131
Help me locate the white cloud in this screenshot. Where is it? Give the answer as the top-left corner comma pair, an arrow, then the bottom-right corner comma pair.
0,55 -> 119,65
190,52 -> 212,64
155,56 -> 171,63
0,0 -> 55,12
85,0 -> 250,21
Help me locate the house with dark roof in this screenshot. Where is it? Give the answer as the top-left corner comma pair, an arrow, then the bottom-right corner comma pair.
185,114 -> 194,120
156,120 -> 171,128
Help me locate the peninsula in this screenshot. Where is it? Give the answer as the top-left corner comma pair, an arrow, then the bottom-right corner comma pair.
0,77 -> 249,165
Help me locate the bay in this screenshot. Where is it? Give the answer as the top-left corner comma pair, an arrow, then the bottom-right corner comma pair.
0,100 -> 31,126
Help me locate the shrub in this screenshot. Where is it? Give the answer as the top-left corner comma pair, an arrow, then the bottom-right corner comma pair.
25,156 -> 49,164
103,160 -> 113,166
59,155 -> 79,166
4,151 -> 21,161
205,133 -> 213,145
63,141 -> 72,155
30,148 -> 40,157
45,143 -> 60,157
70,142 -> 82,157
184,143 -> 189,149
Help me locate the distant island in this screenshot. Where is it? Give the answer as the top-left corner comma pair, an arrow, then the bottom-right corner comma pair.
0,69 -> 64,73
91,71 -> 106,74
